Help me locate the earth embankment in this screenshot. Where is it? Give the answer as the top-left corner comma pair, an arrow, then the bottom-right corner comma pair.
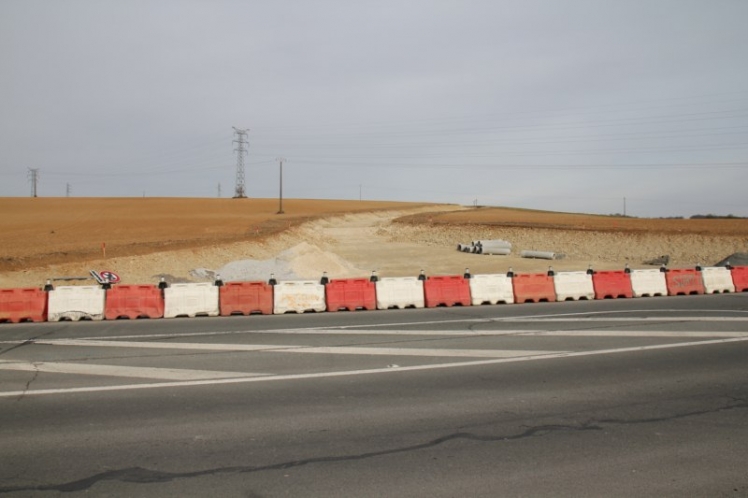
0,199 -> 746,288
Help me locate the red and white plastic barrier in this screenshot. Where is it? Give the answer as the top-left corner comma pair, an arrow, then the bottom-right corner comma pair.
629,269 -> 667,298
273,281 -> 326,314
164,283 -> 220,318
701,267 -> 735,294
2,263 -> 744,325
48,285 -> 106,321
553,271 -> 594,301
469,274 -> 514,305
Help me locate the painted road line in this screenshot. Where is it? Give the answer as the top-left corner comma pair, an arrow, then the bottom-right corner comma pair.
280,347 -> 566,358
26,339 -> 566,359
0,360 -> 268,381
11,329 -> 746,346
178,329 -> 748,338
511,330 -> 748,337
326,313 -> 748,330
502,317 -> 748,322
31,339 -> 296,351
54,313 -> 748,342
1,336 -> 747,398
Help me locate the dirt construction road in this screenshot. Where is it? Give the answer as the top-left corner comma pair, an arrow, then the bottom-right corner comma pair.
1,198 -> 746,288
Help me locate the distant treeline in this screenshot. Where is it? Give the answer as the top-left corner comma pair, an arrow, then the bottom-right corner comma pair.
607,213 -> 746,220
657,214 -> 746,220
689,214 -> 746,219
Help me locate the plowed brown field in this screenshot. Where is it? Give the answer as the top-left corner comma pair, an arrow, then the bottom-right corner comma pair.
0,198 -> 426,271
397,207 -> 748,236
1,198 -> 746,288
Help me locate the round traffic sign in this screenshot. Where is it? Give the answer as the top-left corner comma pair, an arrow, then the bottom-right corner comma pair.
99,270 -> 121,284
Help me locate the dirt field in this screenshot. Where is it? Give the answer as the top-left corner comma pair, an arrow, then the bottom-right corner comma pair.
0,198 -> 746,288
401,207 -> 748,236
0,198 -> 427,271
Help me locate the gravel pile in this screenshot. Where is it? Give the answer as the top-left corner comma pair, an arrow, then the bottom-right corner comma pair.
190,242 -> 361,283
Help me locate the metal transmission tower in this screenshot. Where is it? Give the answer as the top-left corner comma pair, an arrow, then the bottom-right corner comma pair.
66,183 -> 71,197
276,157 -> 286,214
27,168 -> 39,197
232,127 -> 249,198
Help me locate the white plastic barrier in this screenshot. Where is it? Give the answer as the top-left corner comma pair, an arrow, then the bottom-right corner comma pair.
164,283 -> 219,318
469,274 -> 514,305
273,281 -> 326,314
629,269 -> 668,297
553,271 -> 595,301
48,285 -> 105,321
375,277 -> 425,309
701,267 -> 735,294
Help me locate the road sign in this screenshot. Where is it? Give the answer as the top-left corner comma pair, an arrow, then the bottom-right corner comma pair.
99,271 -> 120,284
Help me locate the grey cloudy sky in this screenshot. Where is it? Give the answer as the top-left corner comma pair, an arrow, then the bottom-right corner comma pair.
2,0 -> 748,217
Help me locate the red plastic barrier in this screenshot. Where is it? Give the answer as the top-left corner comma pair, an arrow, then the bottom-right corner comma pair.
424,275 -> 471,308
325,278 -> 377,312
219,281 -> 274,316
592,271 -> 633,299
665,269 -> 705,296
0,288 -> 47,323
105,285 -> 165,319
512,273 -> 556,303
731,266 -> 748,292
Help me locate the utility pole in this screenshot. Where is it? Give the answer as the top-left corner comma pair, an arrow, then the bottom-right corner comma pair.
623,197 -> 627,217
232,127 -> 249,198
277,157 -> 285,214
217,183 -> 222,198
66,183 -> 71,197
27,168 -> 39,197
359,184 -> 362,201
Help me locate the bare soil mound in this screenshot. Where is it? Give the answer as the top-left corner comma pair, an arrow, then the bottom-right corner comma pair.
392,207 -> 748,270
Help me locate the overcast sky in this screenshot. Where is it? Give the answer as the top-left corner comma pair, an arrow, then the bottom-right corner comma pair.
2,1 -> 748,217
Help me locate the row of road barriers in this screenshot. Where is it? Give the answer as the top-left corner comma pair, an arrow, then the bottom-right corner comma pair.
2,266 -> 748,324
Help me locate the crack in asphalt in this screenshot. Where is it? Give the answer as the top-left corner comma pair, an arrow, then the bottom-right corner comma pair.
0,328 -> 63,357
1,400 -> 746,494
0,423 -> 600,493
1,328 -> 65,403
13,363 -> 40,403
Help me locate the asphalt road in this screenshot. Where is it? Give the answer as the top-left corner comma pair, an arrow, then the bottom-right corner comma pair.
1,294 -> 748,497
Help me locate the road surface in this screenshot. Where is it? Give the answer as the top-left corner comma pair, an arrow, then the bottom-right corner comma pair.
1,294 -> 747,497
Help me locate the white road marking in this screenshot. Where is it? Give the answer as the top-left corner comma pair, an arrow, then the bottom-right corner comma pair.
503,317 -> 748,322
6,329 -> 744,346
478,330 -> 748,338
0,360 -> 267,381
320,312 -> 748,330
280,346 -> 566,358
20,311 -> 737,343
2,336 -> 747,398
26,338 -> 565,358
31,339 -> 295,351
183,329 -> 748,338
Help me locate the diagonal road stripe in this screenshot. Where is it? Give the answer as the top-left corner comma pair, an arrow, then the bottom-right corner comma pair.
0,360 -> 268,381
28,339 -> 564,358
280,346 -> 566,358
1,336 -> 747,398
31,339 -> 294,351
